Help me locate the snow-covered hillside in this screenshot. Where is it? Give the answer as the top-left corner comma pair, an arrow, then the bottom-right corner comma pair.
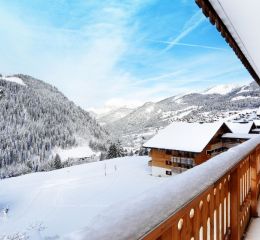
0,156 -> 167,239
98,81 -> 260,149
0,74 -> 109,177
0,75 -> 26,86
97,107 -> 134,125
201,83 -> 241,95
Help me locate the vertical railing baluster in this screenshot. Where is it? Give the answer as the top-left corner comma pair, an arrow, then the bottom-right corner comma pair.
250,150 -> 258,217
230,167 -> 241,240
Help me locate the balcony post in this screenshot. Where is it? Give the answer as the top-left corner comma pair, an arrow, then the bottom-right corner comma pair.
230,167 -> 241,240
250,150 -> 258,217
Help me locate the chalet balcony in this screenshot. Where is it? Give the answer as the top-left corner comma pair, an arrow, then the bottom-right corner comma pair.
80,136 -> 260,240
171,157 -> 195,167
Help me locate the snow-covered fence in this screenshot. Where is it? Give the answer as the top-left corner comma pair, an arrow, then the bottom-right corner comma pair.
66,136 -> 260,240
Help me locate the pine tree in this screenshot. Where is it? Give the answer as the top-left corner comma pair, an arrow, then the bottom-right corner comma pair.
54,154 -> 62,169
106,141 -> 125,159
115,140 -> 125,157
106,143 -> 117,159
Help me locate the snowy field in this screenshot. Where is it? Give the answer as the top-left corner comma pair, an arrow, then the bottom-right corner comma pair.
0,156 -> 168,239
52,145 -> 96,162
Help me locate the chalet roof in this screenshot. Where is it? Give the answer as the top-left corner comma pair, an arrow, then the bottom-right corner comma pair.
254,120 -> 260,127
143,122 -> 228,153
196,0 -> 260,85
225,122 -> 255,134
222,133 -> 256,140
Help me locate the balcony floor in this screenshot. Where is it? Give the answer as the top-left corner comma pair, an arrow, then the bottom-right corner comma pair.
245,200 -> 260,239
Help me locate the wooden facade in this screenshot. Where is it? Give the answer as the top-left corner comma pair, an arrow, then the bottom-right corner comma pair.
148,124 -> 231,176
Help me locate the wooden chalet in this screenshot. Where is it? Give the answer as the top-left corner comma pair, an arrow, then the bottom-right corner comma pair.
223,121 -> 259,148
226,121 -> 257,134
144,122 -> 231,176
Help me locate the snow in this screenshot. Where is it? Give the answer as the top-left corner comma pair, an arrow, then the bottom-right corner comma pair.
231,96 -> 259,101
176,106 -> 197,118
237,86 -> 250,94
0,156 -> 168,238
226,122 -> 254,134
65,136 -> 260,240
143,121 -> 227,152
245,200 -> 260,239
175,98 -> 183,104
202,83 -> 241,95
1,138 -> 260,239
208,0 -> 260,80
222,133 -> 256,139
53,145 -> 95,161
0,76 -> 26,86
254,120 -> 260,127
145,105 -> 154,113
257,107 -> 260,116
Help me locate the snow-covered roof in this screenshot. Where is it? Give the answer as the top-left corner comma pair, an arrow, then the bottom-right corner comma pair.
254,120 -> 260,127
197,0 -> 260,83
225,122 -> 254,134
222,133 -> 256,140
53,145 -> 95,161
143,121 -> 228,153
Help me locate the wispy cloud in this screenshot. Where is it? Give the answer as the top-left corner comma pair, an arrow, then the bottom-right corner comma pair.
149,40 -> 227,51
163,11 -> 205,52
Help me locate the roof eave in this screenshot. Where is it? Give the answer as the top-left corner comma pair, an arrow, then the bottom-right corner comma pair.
196,0 -> 260,85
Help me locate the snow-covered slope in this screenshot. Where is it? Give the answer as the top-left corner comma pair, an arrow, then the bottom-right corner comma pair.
0,156 -> 167,239
201,83 -> 241,95
0,74 -> 109,176
97,107 -> 134,125
0,75 -> 26,86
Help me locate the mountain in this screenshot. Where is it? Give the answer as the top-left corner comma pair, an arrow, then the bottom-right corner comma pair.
99,82 -> 260,149
202,83 -> 242,95
97,107 -> 134,125
0,74 -> 109,174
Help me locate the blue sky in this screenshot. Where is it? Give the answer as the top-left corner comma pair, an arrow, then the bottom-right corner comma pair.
0,0 -> 252,111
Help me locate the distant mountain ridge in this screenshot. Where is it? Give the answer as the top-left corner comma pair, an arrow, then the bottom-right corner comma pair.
0,74 -> 108,170
97,81 -> 260,148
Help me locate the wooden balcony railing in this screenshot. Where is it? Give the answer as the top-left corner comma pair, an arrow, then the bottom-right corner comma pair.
70,136 -> 260,240
142,139 -> 260,240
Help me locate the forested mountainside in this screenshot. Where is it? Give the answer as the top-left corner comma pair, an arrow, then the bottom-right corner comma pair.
100,82 -> 260,148
0,74 -> 108,171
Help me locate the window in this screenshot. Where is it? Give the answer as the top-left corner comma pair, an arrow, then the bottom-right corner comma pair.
166,171 -> 172,176
166,149 -> 172,155
206,150 -> 212,156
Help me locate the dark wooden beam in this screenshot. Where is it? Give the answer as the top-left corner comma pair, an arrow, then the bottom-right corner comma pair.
196,0 -> 260,86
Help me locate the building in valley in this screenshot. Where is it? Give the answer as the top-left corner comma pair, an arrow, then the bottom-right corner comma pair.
143,122 -> 232,177
226,121 -> 257,134
222,121 -> 258,148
